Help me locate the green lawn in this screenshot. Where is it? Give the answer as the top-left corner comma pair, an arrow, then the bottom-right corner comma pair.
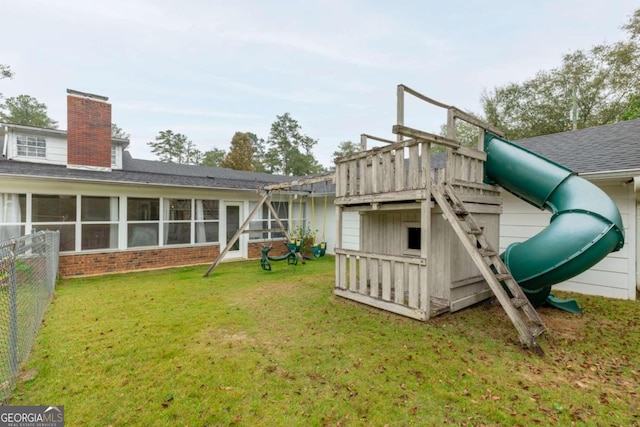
10,256 -> 640,426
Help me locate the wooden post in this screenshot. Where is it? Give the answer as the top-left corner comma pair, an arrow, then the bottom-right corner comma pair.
445,108 -> 456,184
420,141 -> 432,317
360,134 -> 367,151
204,191 -> 270,277
397,85 -> 405,142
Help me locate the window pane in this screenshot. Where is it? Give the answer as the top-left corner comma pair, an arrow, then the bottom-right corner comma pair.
82,196 -> 118,221
195,222 -> 218,243
127,198 -> 159,221
197,200 -> 219,220
32,195 -> 76,222
82,224 -> 118,250
165,223 -> 190,245
166,199 -> 191,221
34,224 -> 75,252
128,224 -> 158,247
0,225 -> 24,241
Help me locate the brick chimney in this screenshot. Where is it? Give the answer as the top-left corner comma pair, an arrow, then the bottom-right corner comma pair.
67,89 -> 112,170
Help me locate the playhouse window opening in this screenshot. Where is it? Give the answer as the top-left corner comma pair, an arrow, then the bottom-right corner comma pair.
407,227 -> 421,250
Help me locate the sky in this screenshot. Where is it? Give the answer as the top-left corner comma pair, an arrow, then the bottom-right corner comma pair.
2,0 -> 638,169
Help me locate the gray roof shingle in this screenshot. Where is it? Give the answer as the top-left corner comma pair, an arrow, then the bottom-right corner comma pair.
0,151 -> 294,191
513,118 -> 640,174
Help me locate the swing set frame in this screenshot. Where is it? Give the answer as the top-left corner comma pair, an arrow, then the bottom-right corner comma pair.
203,173 -> 334,277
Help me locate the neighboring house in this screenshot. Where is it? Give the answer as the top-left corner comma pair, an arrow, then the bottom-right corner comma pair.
0,89 -> 326,277
501,119 -> 640,300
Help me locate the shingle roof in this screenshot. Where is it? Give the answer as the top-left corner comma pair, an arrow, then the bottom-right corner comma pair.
0,151 -> 293,191
514,118 -> 640,174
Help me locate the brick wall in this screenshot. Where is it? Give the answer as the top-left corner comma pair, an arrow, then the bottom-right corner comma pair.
67,91 -> 112,169
58,240 -> 291,277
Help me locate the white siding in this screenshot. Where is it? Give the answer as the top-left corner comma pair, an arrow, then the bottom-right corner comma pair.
341,211 -> 360,250
7,129 -> 67,165
499,180 -> 636,300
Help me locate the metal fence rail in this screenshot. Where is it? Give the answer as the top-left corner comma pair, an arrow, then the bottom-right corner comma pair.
0,231 -> 59,404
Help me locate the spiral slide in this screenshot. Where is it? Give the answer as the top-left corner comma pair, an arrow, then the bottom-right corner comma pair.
483,134 -> 625,309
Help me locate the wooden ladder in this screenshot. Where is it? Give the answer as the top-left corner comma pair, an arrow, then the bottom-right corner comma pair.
432,183 -> 546,355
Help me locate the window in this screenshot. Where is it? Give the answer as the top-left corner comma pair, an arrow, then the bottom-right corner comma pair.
195,200 -> 219,243
127,198 -> 159,247
111,146 -> 117,167
407,227 -> 421,250
81,196 -> 119,250
403,222 -> 421,256
31,194 -> 76,252
163,199 -> 191,245
0,194 -> 26,241
248,201 -> 289,241
17,135 -> 46,158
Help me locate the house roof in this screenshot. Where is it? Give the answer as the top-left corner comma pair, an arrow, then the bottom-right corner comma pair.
514,118 -> 640,174
0,150 -> 294,191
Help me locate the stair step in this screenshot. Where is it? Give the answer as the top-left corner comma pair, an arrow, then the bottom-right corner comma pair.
511,297 -> 529,308
479,249 -> 497,257
467,228 -> 483,235
495,273 -> 512,281
530,325 -> 547,336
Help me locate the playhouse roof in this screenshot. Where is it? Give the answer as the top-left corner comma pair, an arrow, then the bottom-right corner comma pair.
514,118 -> 640,175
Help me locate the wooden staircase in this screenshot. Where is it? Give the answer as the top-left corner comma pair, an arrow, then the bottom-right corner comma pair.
432,183 -> 547,355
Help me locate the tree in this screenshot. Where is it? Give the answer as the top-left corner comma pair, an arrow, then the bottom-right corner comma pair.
621,94 -> 640,120
332,140 -> 359,164
0,64 -> 12,80
201,148 -> 226,167
221,132 -> 254,171
111,123 -> 130,139
0,94 -> 58,128
0,64 -> 13,99
264,113 -> 322,175
247,132 -> 266,172
481,8 -> 640,140
147,130 -> 201,164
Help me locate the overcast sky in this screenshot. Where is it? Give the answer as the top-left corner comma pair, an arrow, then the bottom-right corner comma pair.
2,0 -> 637,168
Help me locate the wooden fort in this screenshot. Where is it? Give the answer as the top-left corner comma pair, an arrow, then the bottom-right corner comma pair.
333,85 -> 546,353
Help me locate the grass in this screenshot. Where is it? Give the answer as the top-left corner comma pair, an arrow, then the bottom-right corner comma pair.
10,256 -> 640,426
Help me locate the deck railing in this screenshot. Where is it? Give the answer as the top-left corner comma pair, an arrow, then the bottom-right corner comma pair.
334,249 -> 428,320
335,138 -> 431,200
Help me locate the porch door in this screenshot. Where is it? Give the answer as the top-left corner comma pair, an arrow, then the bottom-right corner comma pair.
224,202 -> 245,260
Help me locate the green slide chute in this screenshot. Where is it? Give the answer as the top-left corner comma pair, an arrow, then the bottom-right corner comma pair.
484,133 -> 625,307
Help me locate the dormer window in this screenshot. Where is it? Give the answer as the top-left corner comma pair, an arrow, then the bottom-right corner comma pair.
111,146 -> 116,167
17,135 -> 46,158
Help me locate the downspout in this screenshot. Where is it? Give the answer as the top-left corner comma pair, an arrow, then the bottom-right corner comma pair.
2,126 -> 8,157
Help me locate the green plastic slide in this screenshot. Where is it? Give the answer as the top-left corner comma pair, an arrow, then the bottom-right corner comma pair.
483,133 -> 625,307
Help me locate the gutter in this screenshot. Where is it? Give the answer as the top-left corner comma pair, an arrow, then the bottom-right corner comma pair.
579,169 -> 640,181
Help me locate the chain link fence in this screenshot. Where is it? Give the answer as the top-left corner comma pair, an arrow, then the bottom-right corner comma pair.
0,231 -> 59,404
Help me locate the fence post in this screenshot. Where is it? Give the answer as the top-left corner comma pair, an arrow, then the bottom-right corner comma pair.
7,239 -> 19,384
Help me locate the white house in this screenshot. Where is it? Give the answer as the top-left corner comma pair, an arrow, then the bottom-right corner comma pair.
0,89 -> 330,277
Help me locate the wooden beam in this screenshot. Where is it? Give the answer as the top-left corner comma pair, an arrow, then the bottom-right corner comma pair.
204,191 -> 270,277
392,124 -> 461,149
450,108 -> 505,137
263,173 -> 335,191
336,138 -> 418,163
362,133 -> 398,145
399,84 -> 451,109
265,199 -> 293,242
241,228 -> 283,234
